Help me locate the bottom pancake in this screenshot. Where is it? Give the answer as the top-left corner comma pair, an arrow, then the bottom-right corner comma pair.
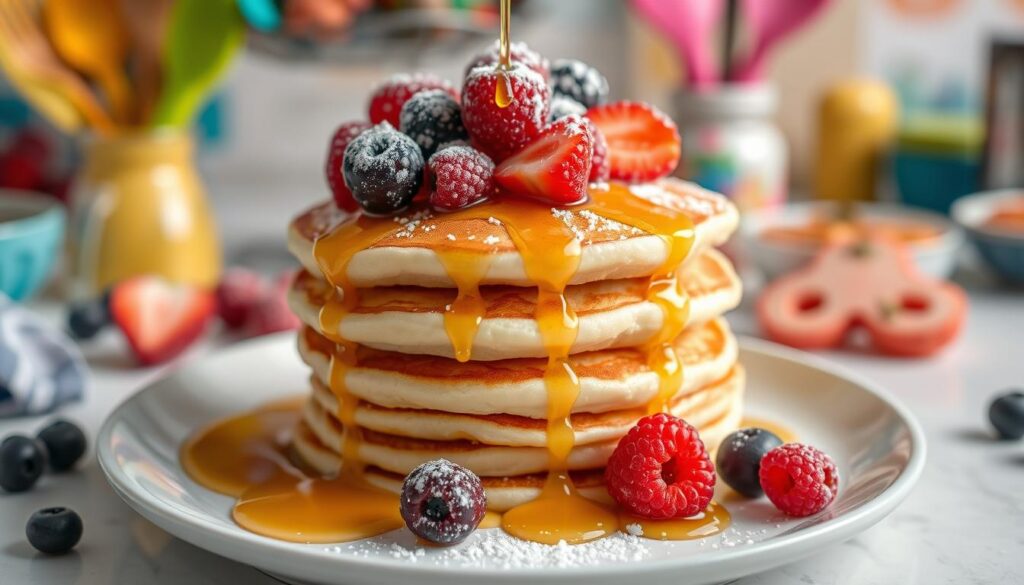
293,365 -> 744,480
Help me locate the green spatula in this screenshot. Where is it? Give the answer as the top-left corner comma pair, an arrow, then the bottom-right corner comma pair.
151,0 -> 245,127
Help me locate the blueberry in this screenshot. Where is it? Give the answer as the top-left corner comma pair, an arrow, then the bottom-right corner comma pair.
26,507 -> 82,555
343,122 -> 425,215
549,95 -> 587,121
989,390 -> 1024,440
549,59 -> 609,109
399,90 -> 468,159
400,459 -> 486,545
0,435 -> 47,493
67,294 -> 111,340
715,428 -> 783,498
37,420 -> 87,472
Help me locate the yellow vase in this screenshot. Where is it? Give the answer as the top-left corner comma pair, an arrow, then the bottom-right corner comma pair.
66,130 -> 222,297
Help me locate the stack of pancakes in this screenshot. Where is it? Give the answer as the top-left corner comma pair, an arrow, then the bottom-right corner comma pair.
285,178 -> 742,511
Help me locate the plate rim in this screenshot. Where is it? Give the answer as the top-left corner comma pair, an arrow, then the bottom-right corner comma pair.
97,334 -> 927,583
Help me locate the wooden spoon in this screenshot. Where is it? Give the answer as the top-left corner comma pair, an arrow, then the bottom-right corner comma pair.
118,0 -> 173,125
43,0 -> 134,123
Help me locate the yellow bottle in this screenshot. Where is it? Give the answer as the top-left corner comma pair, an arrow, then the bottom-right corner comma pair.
66,130 -> 222,297
814,79 -> 898,203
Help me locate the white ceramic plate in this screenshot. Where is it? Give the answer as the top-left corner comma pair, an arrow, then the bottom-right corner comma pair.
97,333 -> 925,585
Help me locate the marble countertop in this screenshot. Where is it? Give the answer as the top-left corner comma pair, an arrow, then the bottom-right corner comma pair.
0,256 -> 1021,585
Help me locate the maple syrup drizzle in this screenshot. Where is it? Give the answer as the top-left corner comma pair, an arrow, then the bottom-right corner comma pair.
619,502 -> 731,541
494,0 -> 513,108
437,251 -> 492,362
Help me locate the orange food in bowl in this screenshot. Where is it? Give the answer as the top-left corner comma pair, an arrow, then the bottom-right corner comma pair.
761,217 -> 942,248
982,196 -> 1024,234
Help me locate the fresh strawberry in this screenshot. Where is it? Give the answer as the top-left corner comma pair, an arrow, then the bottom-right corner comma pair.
585,101 -> 680,183
494,115 -> 593,204
461,64 -> 550,162
110,277 -> 215,366
325,121 -> 371,211
367,73 -> 459,127
216,268 -> 269,329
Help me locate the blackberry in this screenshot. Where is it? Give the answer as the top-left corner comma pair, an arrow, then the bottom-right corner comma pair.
550,59 -> 609,109
399,90 -> 468,159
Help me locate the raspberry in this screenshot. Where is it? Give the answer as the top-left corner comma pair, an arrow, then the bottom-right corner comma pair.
246,274 -> 300,337
216,268 -> 269,329
759,443 -> 839,517
325,121 -> 371,211
462,63 -> 550,162
604,413 -> 716,520
550,59 -> 609,109
581,117 -> 609,183
368,73 -> 459,127
399,90 -> 468,159
464,40 -> 550,81
400,459 -> 486,545
428,146 -> 495,211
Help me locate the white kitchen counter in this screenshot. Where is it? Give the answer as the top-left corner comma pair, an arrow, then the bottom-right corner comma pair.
0,255 -> 1021,585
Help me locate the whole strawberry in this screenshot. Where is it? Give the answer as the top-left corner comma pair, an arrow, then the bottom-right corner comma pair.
461,64 -> 550,162
605,413 -> 716,520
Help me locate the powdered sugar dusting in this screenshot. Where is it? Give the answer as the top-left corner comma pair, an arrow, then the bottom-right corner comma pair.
551,207 -> 644,244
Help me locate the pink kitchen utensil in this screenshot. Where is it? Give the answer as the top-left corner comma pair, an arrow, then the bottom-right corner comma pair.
631,0 -> 723,88
733,0 -> 831,82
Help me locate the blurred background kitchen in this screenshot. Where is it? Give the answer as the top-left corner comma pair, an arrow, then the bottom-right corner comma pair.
0,0 -> 1021,376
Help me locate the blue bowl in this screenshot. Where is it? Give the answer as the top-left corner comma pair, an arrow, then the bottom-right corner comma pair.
951,189 -> 1024,284
0,191 -> 65,301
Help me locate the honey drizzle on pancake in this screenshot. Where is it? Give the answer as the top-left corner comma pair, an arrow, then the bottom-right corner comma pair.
180,399 -> 404,543
184,181 -> 732,544
494,0 -> 513,108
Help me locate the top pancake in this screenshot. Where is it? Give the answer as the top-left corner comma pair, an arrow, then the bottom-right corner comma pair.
288,178 -> 738,288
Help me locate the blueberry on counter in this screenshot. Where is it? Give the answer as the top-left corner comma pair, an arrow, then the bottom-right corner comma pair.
715,428 -> 784,498
0,435 -> 47,492
67,295 -> 111,340
989,390 -> 1024,440
26,507 -> 83,555
37,420 -> 87,472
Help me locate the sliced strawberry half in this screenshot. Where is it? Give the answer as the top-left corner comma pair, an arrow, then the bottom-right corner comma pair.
494,115 -> 593,204
585,101 -> 680,183
110,276 -> 216,366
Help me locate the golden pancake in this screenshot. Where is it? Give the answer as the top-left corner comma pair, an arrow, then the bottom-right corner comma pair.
296,365 -> 744,477
287,178 -> 738,288
288,249 -> 741,360
298,317 -> 737,418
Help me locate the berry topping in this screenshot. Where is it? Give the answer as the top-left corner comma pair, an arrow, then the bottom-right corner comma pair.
400,459 -> 486,545
343,122 -> 425,215
428,146 -> 495,211
494,115 -> 593,205
325,121 -> 371,212
989,390 -> 1024,440
0,435 -> 47,493
549,95 -> 587,121
216,268 -> 269,330
26,507 -> 83,555
715,428 -> 783,498
550,58 -> 609,109
581,117 -> 609,183
399,90 -> 469,159
464,40 -> 550,81
37,420 -> 87,472
368,73 -> 459,127
759,443 -> 839,517
67,295 -> 111,341
585,101 -> 681,183
247,271 -> 301,336
462,63 -> 550,162
110,277 -> 216,366
604,413 -> 716,520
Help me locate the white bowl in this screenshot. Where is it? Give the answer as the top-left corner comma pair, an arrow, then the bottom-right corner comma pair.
741,202 -> 963,280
